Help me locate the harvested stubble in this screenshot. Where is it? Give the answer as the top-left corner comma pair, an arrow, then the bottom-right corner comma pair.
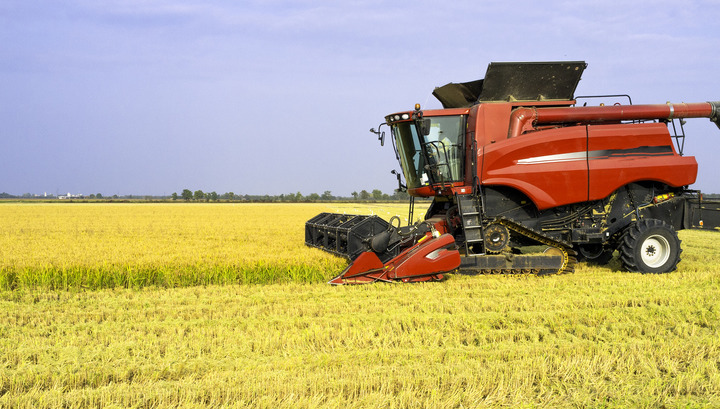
1,265 -> 719,408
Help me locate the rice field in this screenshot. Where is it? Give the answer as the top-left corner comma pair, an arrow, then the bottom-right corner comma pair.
0,202 -> 419,290
1,202 -> 720,408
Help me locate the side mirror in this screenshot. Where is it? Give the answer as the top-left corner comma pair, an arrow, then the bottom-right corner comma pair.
391,169 -> 406,191
370,127 -> 385,146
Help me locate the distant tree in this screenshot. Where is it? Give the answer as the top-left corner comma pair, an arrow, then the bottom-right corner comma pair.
295,191 -> 304,202
372,189 -> 383,201
171,192 -> 178,201
321,190 -> 333,201
193,190 -> 204,201
96,193 -> 103,199
181,189 -> 193,201
393,190 -> 410,201
219,192 -> 234,201
208,191 -> 219,201
359,190 -> 370,200
351,191 -> 359,200
89,194 -> 96,199
308,192 -> 320,201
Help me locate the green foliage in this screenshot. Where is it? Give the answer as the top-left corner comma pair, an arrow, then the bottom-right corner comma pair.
181,189 -> 193,201
396,191 -> 409,200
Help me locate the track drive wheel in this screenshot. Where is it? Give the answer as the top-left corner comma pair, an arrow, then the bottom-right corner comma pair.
483,223 -> 510,253
620,219 -> 681,273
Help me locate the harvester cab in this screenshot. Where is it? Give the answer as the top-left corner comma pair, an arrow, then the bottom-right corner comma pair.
306,61 -> 720,284
388,107 -> 466,193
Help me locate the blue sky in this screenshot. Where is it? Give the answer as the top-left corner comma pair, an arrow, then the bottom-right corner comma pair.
2,0 -> 720,196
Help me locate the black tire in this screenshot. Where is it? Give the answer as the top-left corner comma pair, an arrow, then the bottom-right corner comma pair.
620,219 -> 681,273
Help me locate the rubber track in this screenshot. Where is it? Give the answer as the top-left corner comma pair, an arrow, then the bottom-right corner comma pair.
495,217 -> 577,275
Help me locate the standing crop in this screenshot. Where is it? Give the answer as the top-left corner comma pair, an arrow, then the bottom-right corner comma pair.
1,203 -> 388,290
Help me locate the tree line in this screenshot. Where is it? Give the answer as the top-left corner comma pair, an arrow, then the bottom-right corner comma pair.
172,189 -> 410,202
0,189 -> 414,202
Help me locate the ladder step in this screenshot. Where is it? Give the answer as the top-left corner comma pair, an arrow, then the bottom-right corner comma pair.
463,220 -> 482,228
455,193 -> 484,254
465,230 -> 483,241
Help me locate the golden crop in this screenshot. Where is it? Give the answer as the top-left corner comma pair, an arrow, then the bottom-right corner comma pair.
2,267 -> 720,408
0,202 -> 424,290
1,202 -> 720,407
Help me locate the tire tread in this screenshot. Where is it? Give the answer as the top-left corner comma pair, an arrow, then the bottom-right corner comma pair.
619,219 -> 681,273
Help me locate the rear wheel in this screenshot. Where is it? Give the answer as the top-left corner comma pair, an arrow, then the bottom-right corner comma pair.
620,219 -> 681,273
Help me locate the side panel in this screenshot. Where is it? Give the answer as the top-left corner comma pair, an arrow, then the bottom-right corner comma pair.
587,123 -> 698,201
477,104 -> 514,145
481,126 -> 589,210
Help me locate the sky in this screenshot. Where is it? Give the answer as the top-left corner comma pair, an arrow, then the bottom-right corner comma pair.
2,0 -> 720,197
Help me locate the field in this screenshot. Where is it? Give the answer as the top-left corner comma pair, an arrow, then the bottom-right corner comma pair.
1,203 -> 720,408
0,202 -> 400,289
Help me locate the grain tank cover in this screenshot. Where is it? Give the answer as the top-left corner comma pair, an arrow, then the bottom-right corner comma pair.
433,61 -> 587,108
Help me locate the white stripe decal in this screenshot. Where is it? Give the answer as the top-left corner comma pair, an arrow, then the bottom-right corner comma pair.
516,146 -> 673,165
516,152 -> 586,165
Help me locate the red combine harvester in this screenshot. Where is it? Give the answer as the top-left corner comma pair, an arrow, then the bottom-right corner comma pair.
306,61 -> 720,284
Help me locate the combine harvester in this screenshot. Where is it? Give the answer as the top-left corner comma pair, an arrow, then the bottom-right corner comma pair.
306,61 -> 720,284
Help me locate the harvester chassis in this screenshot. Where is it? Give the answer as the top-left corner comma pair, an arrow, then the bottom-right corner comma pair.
305,184 -> 720,284
304,61 -> 720,284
